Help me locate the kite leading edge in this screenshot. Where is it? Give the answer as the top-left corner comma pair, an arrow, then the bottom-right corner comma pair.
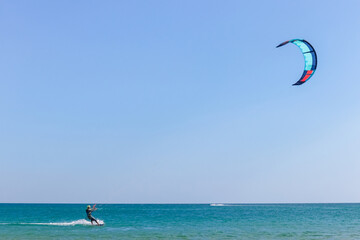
276,39 -> 317,86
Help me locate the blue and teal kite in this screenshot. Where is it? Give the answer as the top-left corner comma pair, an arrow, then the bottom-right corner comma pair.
276,39 -> 317,86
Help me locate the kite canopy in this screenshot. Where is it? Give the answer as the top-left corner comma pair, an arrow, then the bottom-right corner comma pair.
276,39 -> 317,86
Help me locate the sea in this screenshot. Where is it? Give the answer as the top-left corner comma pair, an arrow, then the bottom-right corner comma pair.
1,203 -> 360,239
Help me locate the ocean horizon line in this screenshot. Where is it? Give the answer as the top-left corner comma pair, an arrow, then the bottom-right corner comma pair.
1,202 -> 360,205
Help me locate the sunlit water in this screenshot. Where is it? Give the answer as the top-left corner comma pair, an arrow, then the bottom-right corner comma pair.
1,203 -> 360,239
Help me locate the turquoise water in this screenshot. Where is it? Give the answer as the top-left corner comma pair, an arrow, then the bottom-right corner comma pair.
1,204 -> 360,239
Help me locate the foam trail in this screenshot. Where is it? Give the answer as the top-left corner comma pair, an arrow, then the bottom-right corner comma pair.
21,219 -> 104,226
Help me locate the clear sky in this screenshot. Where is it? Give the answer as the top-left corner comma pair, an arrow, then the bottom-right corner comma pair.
1,0 -> 360,203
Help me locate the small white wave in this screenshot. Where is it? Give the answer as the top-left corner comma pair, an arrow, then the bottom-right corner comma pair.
210,203 -> 224,206
23,219 -> 104,226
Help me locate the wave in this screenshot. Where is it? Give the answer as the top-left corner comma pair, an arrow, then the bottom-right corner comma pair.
1,219 -> 104,226
210,204 -> 252,207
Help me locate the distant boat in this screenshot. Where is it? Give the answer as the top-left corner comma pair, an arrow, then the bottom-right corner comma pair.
210,203 -> 224,206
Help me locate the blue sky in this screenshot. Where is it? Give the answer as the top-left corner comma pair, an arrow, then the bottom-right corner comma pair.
1,0 -> 360,203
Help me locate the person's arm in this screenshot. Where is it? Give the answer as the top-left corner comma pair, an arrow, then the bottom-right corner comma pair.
92,204 -> 97,211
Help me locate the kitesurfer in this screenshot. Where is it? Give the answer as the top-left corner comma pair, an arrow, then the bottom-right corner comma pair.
86,204 -> 100,225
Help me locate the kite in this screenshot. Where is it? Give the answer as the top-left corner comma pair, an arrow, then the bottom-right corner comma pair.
276,39 -> 317,86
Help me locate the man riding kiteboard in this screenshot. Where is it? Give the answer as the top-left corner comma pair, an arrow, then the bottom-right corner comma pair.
86,204 -> 100,225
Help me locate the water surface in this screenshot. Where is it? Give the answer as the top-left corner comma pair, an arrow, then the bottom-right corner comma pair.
1,203 -> 360,239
